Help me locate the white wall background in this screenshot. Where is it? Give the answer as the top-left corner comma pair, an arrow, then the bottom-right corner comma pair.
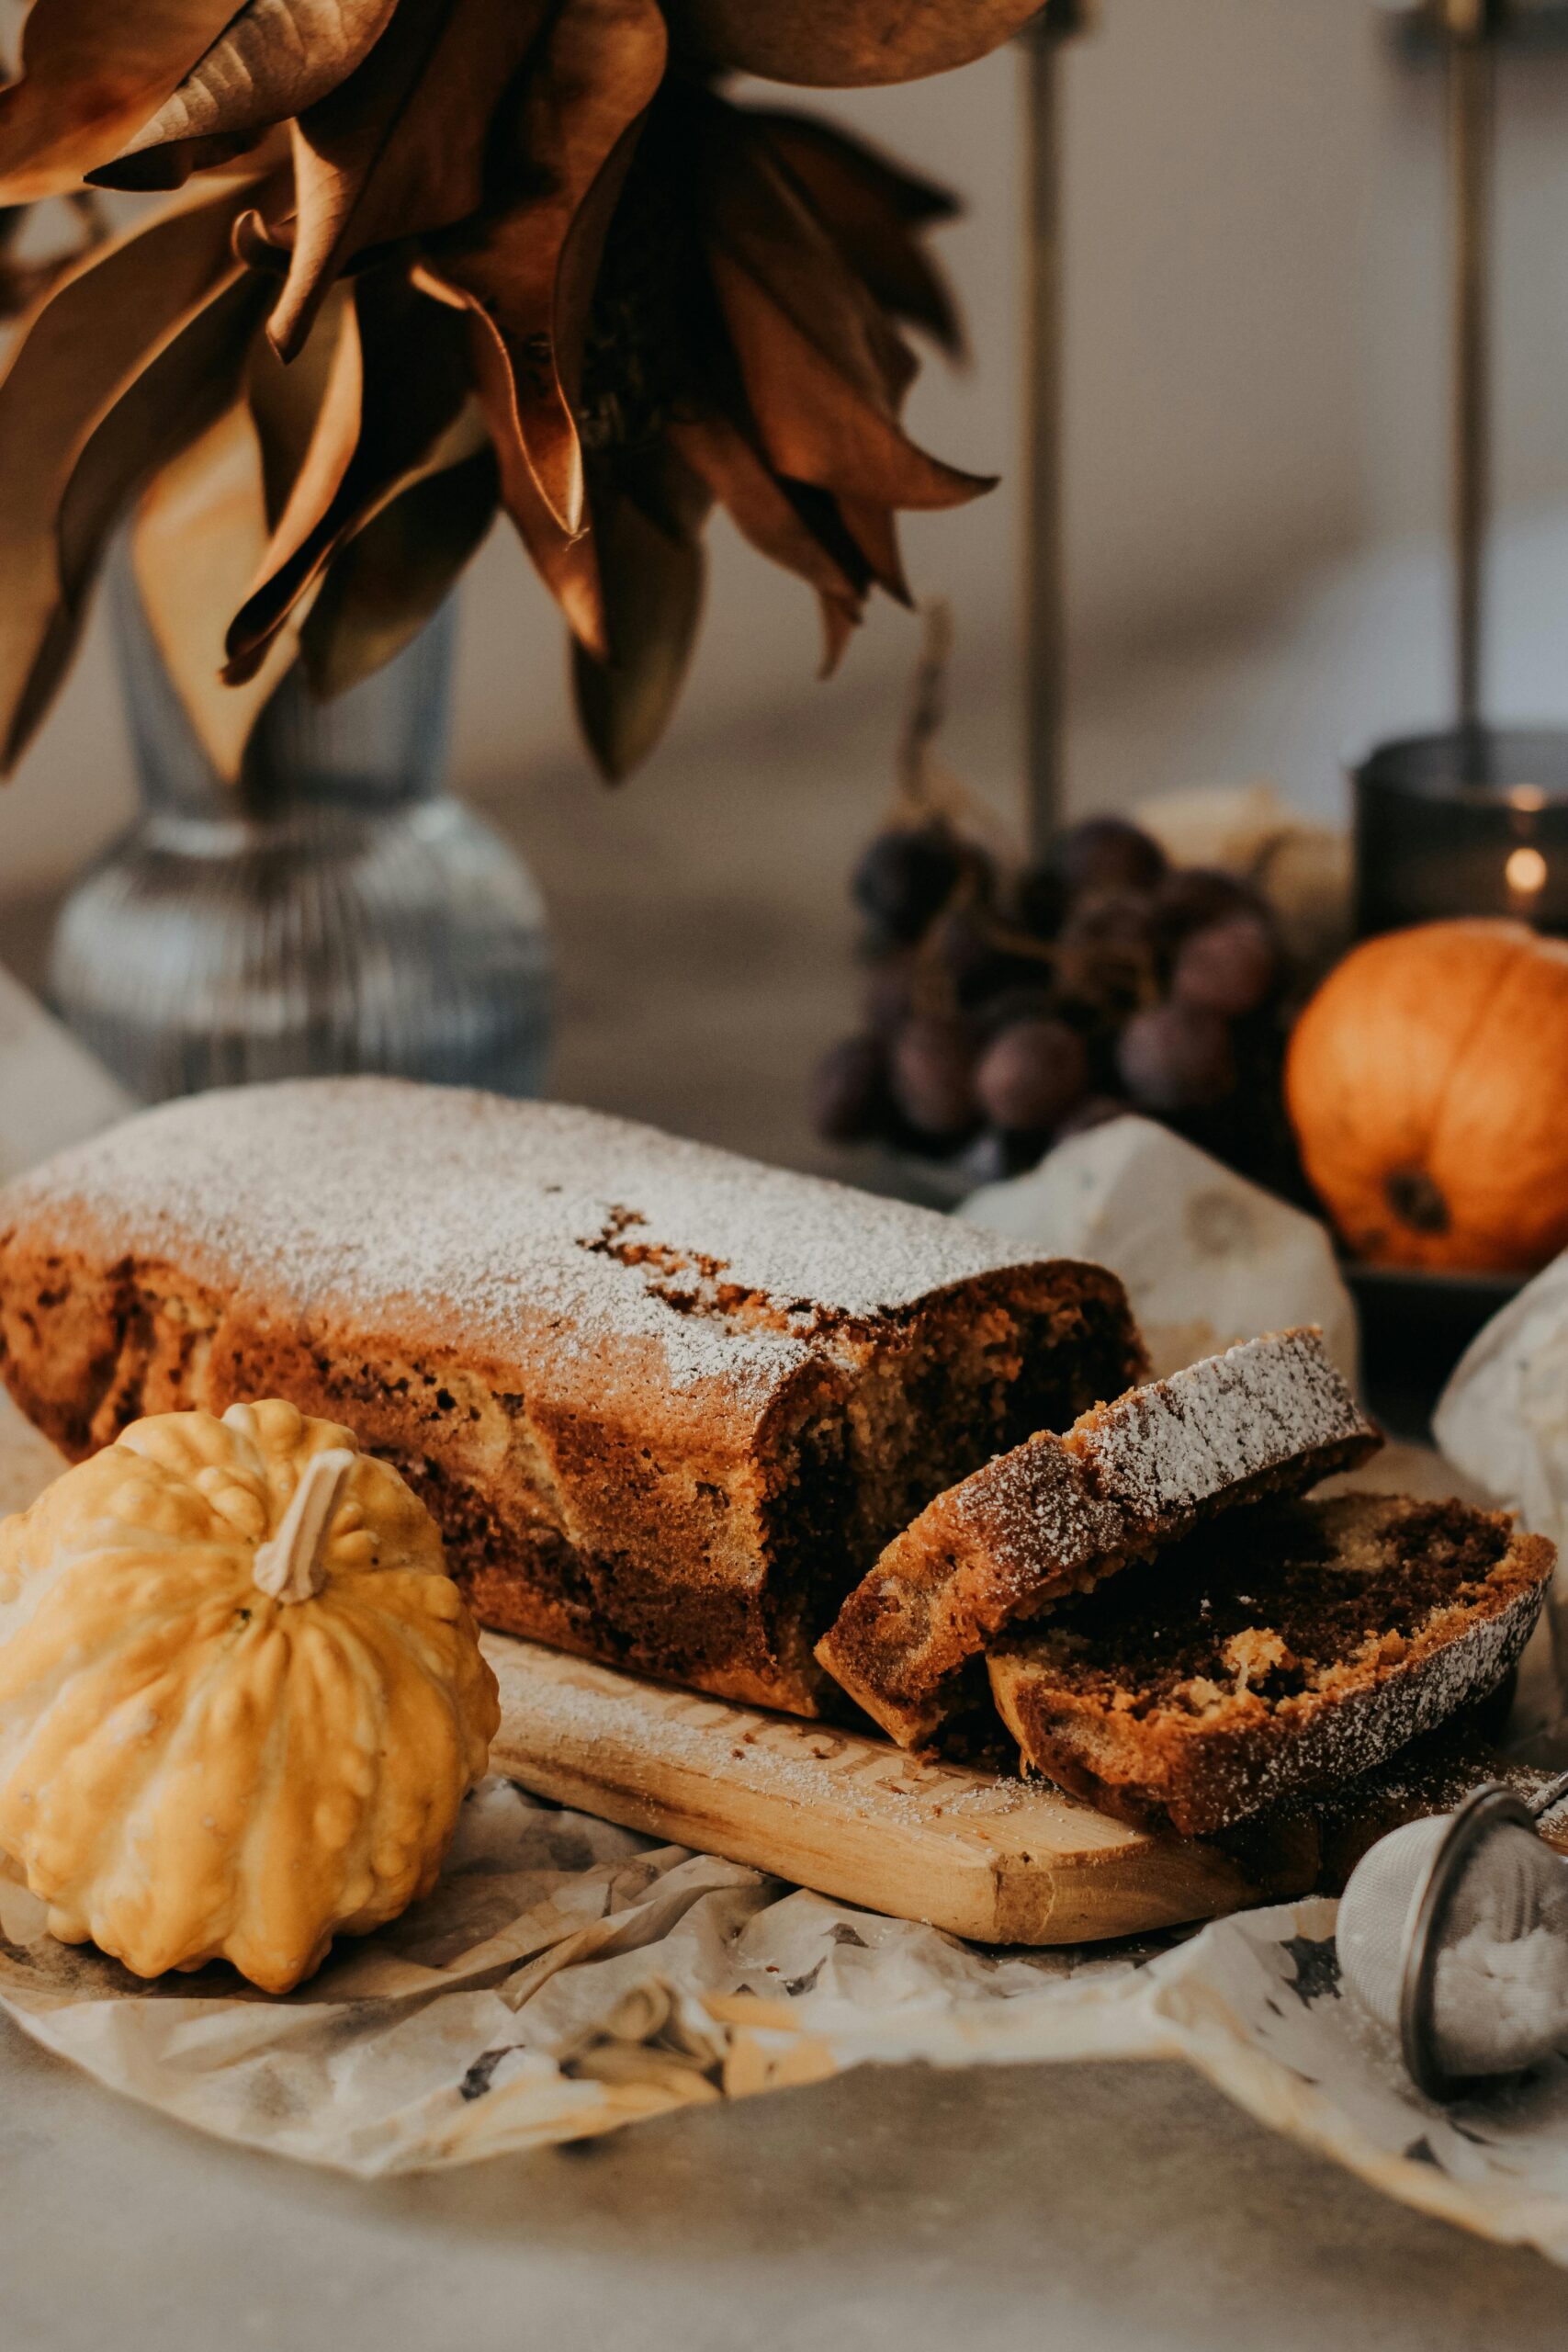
4,0 -> 1568,896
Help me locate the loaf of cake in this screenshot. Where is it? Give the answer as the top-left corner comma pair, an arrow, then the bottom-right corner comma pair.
0,1079 -> 1145,1715
817,1329 -> 1380,1747
987,1493 -> 1552,1835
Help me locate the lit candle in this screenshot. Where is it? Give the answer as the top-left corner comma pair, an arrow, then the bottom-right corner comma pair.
1506,843 -> 1548,909
1353,729 -> 1568,938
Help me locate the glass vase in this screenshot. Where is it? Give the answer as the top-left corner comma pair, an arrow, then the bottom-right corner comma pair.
50,564 -> 553,1104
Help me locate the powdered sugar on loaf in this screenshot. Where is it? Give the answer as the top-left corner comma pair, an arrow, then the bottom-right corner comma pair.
0,1078 -> 1090,1401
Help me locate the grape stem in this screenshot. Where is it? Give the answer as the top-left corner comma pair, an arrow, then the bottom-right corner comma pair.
893,600 -> 953,817
909,885 -> 1165,1021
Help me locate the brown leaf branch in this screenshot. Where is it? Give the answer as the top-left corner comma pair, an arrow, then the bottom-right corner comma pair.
750,111 -> 963,356
131,398 -> 301,779
460,298 -> 609,662
0,0 -> 1010,779
572,447 -> 709,781
299,443 -> 497,696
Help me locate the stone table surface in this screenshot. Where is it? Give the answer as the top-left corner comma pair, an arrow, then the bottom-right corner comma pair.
6,2008 -> 1568,2352
6,696 -> 1568,2346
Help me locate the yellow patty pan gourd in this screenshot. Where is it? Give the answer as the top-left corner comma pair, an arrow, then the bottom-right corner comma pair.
0,1401 -> 500,1993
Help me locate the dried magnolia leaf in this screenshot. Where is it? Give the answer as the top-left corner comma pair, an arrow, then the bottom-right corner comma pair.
58,270 -> 269,614
299,445 -> 496,697
711,247 -> 990,512
754,111 -> 962,355
699,99 -> 920,412
462,300 -> 607,661
670,413 -> 868,616
270,0 -> 551,358
89,126 -> 269,192
672,413 -> 889,677
0,0 -> 239,199
9,263 -> 270,765
0,182 -> 261,770
664,0 -> 1047,88
572,461 -> 707,781
756,112 -> 956,228
838,493 -> 910,604
246,281 -> 351,527
131,398 -> 301,780
0,203 -> 21,311
231,193 -> 297,271
90,107 -> 294,194
433,0 -> 664,535
225,276 -> 366,665
817,589 -> 860,677
227,268 -> 472,671
110,0 -> 402,175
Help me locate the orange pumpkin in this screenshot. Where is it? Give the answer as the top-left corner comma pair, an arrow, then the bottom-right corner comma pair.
1285,919 -> 1568,1272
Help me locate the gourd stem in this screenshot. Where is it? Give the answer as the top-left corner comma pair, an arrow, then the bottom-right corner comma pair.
253,1450 -> 355,1604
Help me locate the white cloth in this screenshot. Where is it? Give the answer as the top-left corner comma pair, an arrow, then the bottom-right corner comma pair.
960,1114 -> 1359,1387
0,963 -> 132,1182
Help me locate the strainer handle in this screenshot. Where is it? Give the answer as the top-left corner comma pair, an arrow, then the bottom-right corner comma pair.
1401,1781 -> 1538,2103
1528,1770 -> 1568,1822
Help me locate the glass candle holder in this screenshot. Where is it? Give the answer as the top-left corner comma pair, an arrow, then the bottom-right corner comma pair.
1351,727 -> 1568,936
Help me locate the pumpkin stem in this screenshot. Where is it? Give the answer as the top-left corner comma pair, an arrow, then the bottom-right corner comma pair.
253,1450 -> 356,1604
1384,1165 -> 1451,1238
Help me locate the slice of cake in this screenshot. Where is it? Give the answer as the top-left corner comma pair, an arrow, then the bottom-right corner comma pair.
987,1493 -> 1553,1836
816,1329 -> 1379,1747
0,1078 -> 1144,1716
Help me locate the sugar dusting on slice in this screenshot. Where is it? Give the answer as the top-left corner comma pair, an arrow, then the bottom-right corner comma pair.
945,1331 -> 1372,1580
947,1437 -> 1123,1586
1069,1329 -> 1377,1526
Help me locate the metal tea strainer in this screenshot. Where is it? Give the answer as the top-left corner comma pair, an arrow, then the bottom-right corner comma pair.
1338,1773 -> 1568,2100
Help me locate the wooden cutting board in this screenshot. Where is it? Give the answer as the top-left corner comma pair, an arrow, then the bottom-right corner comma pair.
485,1450 -> 1539,1947
483,1633 -> 1275,1945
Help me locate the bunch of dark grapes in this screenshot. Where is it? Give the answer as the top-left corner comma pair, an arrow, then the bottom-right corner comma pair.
811,813 -> 1304,1194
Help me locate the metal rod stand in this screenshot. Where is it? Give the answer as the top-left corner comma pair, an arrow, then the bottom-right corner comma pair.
1021,2 -> 1089,864
1447,6 -> 1496,736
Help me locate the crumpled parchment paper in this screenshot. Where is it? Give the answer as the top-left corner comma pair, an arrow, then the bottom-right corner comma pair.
9,1782 -> 1568,2265
1436,1255 -> 1568,1747
4,1373 -> 1568,2259
0,963 -> 133,1183
1437,1249 -> 1568,1575
959,1115 -> 1359,1385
